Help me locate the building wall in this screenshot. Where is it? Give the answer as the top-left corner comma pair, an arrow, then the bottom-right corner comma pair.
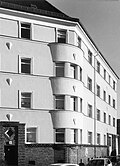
0,6 -> 118,163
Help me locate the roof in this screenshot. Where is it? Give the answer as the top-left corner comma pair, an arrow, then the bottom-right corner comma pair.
0,0 -> 119,79
0,0 -> 79,22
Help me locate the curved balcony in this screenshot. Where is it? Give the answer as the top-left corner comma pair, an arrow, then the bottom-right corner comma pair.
50,110 -> 83,129
48,43 -> 83,67
50,77 -> 83,97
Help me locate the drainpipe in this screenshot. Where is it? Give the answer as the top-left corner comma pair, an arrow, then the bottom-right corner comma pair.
94,53 -> 98,158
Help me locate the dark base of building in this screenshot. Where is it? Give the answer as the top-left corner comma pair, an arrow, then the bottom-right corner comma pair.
25,144 -> 108,166
0,122 -> 109,166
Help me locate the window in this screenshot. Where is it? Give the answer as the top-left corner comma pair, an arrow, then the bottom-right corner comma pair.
113,99 -> 116,109
55,95 -> 64,110
80,129 -> 82,144
26,127 -> 36,143
108,136 -> 111,146
70,64 -> 76,79
104,134 -> 106,145
108,95 -> 111,105
55,129 -> 65,143
80,67 -> 82,81
97,61 -> 100,73
104,69 -> 106,80
109,115 -> 111,125
88,131 -> 92,144
80,98 -> 82,112
71,96 -> 76,111
88,50 -> 92,65
21,23 -> 31,39
104,112 -> 106,123
57,29 -> 67,43
113,118 -> 115,127
113,80 -> 116,90
55,63 -> 64,77
21,58 -> 31,74
96,84 -> 100,97
109,75 -> 111,85
77,36 -> 81,48
97,133 -> 100,145
87,77 -> 92,91
103,90 -> 106,101
21,92 -> 31,108
88,104 -> 92,118
97,109 -> 100,121
74,129 -> 77,143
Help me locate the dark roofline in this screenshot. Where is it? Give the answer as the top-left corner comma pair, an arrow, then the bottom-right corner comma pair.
0,0 -> 119,79
0,1 -> 79,22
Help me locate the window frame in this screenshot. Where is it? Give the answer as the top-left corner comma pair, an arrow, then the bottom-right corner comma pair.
77,36 -> 81,48
20,22 -> 31,40
113,80 -> 116,90
96,84 -> 100,97
80,67 -> 82,81
70,64 -> 76,79
104,69 -> 106,80
88,131 -> 92,144
26,127 -> 37,144
109,115 -> 111,125
97,133 -> 100,145
55,95 -> 65,110
97,61 -> 100,74
55,128 -> 65,143
87,77 -> 92,91
108,95 -> 111,105
97,109 -> 100,121
113,118 -> 115,127
57,29 -> 67,43
88,104 -> 92,118
19,91 -> 32,109
19,56 -> 33,74
55,62 -> 64,77
103,90 -> 106,101
104,112 -> 106,123
104,134 -> 106,145
113,99 -> 116,109
88,49 -> 92,65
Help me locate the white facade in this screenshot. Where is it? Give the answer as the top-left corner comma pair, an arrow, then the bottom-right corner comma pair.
0,3 -> 118,155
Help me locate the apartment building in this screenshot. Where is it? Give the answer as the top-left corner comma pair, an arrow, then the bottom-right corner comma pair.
0,0 -> 119,165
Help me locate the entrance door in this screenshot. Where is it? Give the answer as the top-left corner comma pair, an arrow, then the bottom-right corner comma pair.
4,145 -> 18,165
3,126 -> 18,166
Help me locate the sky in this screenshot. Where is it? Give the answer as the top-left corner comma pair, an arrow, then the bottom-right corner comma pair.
47,0 -> 120,117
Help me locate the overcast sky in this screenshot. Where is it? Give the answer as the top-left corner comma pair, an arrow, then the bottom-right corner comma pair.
47,0 -> 120,118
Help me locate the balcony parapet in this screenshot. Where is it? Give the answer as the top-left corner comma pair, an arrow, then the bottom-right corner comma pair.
48,42 -> 83,67
50,77 -> 83,97
50,109 -> 83,129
